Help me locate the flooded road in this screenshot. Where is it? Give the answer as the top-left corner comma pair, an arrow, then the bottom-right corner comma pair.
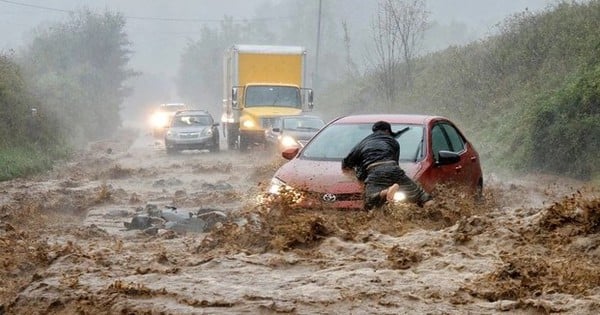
1,129 -> 599,314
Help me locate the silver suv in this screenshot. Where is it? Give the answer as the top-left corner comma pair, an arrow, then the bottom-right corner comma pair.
164,110 -> 220,154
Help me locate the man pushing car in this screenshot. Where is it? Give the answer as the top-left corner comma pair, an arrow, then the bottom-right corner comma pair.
342,121 -> 433,210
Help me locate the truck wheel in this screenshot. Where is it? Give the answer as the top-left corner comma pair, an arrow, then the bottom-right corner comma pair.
227,126 -> 238,150
239,134 -> 248,152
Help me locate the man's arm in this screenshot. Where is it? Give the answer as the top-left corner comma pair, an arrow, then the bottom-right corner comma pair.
342,143 -> 361,170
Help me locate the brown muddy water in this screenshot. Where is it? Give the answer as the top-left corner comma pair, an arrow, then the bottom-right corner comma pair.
1,130 -> 599,314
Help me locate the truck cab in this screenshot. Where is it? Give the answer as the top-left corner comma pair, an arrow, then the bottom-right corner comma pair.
222,45 -> 314,151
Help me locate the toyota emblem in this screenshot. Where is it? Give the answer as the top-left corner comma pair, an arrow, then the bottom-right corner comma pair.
322,193 -> 337,202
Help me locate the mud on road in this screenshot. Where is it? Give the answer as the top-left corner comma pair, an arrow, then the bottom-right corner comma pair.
1,129 -> 599,314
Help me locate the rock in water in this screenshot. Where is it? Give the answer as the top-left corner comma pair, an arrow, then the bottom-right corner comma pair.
124,216 -> 152,230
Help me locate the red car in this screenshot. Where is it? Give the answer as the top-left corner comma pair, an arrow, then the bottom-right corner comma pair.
268,114 -> 483,209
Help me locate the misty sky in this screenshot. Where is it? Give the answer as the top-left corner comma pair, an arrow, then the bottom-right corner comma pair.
2,0 -> 555,73
1,0 -> 556,111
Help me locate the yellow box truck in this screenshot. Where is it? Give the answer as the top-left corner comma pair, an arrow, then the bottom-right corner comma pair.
221,44 -> 313,150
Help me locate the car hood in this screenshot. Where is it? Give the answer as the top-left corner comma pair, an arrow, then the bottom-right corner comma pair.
275,158 -> 420,194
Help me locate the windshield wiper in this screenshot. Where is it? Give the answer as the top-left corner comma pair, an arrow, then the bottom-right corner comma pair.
393,127 -> 410,138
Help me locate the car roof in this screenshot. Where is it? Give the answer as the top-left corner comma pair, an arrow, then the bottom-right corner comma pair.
174,110 -> 212,116
332,114 -> 445,125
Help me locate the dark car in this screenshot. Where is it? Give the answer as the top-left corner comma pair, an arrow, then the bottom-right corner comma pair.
164,110 -> 220,154
267,114 -> 483,209
265,115 -> 325,151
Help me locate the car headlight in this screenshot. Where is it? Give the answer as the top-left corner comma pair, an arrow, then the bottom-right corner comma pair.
202,128 -> 213,136
242,119 -> 256,128
392,191 -> 407,202
151,112 -> 169,128
266,177 -> 303,203
268,177 -> 285,194
279,135 -> 298,148
166,130 -> 177,138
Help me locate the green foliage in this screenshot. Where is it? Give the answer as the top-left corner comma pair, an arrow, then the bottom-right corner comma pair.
529,62 -> 600,178
325,0 -> 600,180
20,9 -> 136,146
0,9 -> 134,181
0,54 -> 63,147
0,145 -> 69,181
0,53 -> 70,181
0,54 -> 29,147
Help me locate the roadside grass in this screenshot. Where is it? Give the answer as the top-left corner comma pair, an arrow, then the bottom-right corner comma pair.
0,145 -> 69,181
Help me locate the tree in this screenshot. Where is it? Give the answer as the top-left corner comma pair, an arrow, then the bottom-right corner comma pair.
390,0 -> 429,89
341,20 -> 359,78
369,0 -> 400,106
20,9 -> 135,144
0,53 -> 63,149
369,0 -> 429,105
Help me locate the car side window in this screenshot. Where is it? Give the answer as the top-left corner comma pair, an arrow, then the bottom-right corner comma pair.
441,123 -> 465,152
431,124 -> 451,161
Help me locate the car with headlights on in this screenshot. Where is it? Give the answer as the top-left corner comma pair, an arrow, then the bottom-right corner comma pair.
265,115 -> 325,152
267,114 -> 483,209
164,110 -> 220,154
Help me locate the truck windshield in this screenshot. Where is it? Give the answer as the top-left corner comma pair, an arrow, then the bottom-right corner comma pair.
245,86 -> 301,108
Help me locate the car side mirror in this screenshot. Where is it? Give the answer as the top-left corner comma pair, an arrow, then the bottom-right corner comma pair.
272,127 -> 281,133
213,123 -> 220,127
232,87 -> 239,109
436,150 -> 460,166
281,147 -> 299,160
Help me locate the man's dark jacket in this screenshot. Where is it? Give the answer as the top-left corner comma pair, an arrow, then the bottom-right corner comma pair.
342,131 -> 399,181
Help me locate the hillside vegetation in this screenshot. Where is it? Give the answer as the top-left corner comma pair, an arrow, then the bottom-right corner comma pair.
322,1 -> 600,180
0,10 -> 134,181
0,54 -> 67,180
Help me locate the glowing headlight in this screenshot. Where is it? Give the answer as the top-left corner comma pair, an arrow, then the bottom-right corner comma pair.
242,119 -> 256,128
268,177 -> 285,194
392,191 -> 407,202
279,135 -> 298,148
166,130 -> 177,138
151,112 -> 169,128
266,177 -> 303,203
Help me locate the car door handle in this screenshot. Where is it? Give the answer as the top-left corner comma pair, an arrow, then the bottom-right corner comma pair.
470,156 -> 477,162
455,165 -> 463,172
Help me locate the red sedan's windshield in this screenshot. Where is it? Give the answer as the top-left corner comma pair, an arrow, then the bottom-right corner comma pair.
301,123 -> 424,161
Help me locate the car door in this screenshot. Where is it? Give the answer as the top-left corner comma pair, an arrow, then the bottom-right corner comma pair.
427,122 -> 472,189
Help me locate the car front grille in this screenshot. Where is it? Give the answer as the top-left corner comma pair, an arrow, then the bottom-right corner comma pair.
302,191 -> 363,203
179,132 -> 199,139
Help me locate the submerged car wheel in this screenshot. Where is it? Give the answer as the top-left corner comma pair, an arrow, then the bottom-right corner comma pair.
210,139 -> 220,152
474,179 -> 484,203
